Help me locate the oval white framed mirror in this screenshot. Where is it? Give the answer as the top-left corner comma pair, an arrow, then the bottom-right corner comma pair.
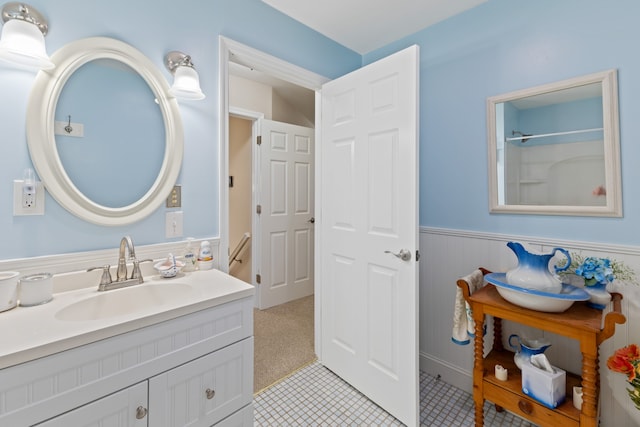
27,37 -> 183,226
486,69 -> 621,217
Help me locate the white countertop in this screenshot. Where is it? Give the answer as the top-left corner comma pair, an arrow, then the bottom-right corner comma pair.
0,268 -> 254,369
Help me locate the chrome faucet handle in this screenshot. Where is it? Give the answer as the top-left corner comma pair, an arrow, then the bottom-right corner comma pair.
88,265 -> 113,288
131,259 -> 153,283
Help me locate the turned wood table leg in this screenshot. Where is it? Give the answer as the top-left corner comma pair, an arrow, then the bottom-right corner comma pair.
581,351 -> 599,426
473,313 -> 485,427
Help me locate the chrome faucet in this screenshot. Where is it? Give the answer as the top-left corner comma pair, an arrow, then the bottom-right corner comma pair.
116,235 -> 136,282
88,236 -> 152,291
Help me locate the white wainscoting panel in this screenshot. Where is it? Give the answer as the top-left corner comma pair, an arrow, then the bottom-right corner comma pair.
420,227 -> 640,427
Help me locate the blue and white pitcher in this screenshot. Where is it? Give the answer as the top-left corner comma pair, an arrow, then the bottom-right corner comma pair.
505,242 -> 571,294
508,334 -> 552,370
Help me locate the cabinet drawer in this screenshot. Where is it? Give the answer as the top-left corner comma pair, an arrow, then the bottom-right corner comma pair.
36,382 -> 148,427
149,337 -> 253,427
484,381 -> 578,427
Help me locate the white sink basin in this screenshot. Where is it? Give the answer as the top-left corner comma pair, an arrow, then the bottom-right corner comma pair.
55,283 -> 194,321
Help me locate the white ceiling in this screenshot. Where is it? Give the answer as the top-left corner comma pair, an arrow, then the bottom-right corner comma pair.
261,0 -> 488,54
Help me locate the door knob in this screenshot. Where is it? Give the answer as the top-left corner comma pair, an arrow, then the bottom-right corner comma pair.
385,249 -> 411,261
307,217 -> 315,224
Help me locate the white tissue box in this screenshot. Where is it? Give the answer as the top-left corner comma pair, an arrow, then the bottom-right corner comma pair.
521,358 -> 566,408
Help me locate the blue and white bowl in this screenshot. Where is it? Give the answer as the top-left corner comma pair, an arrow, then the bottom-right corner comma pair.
486,273 -> 589,312
154,254 -> 185,278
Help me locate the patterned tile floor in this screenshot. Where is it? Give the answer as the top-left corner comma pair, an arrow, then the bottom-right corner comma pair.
254,361 -> 535,426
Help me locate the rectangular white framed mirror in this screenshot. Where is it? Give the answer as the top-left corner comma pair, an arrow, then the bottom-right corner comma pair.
486,69 -> 621,217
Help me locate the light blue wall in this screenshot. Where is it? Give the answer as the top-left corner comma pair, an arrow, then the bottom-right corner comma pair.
0,0 -> 360,259
365,0 -> 640,245
7,0 -> 637,259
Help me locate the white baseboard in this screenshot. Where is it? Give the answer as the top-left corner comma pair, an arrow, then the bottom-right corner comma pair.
420,351 -> 473,393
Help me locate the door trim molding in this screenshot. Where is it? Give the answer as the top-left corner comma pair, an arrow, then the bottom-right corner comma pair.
228,108 -> 263,308
220,37 -> 328,91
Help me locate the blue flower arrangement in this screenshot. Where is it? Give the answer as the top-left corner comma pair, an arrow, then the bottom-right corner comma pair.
556,253 -> 636,287
575,257 -> 615,286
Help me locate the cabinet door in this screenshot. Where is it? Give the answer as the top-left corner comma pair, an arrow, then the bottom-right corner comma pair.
149,338 -> 253,427
217,404 -> 254,426
36,382 -> 148,427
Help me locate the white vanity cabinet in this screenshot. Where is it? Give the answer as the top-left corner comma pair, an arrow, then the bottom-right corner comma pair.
0,295 -> 254,427
37,339 -> 253,427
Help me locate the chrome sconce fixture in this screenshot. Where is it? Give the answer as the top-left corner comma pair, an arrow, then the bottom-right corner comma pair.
164,51 -> 205,100
0,2 -> 53,70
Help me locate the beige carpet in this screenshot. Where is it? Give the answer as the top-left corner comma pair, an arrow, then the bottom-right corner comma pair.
253,295 -> 316,392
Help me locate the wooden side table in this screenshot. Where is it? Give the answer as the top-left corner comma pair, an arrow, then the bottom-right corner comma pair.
457,274 -> 625,427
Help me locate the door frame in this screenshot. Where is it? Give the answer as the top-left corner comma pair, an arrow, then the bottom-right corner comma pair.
228,108 -> 263,296
218,37 -> 327,346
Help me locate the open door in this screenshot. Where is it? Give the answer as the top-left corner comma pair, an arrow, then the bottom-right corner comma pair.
318,45 -> 419,426
257,119 -> 315,309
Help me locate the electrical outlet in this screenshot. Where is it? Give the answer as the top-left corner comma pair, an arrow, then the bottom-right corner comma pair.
165,211 -> 183,238
13,180 -> 45,215
23,182 -> 35,208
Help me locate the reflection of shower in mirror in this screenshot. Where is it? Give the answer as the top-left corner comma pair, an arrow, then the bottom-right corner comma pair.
511,130 -> 531,143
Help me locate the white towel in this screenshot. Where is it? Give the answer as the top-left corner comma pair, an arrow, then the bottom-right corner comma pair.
451,269 -> 485,345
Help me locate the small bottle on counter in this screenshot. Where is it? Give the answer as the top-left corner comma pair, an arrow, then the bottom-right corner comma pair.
198,240 -> 214,270
183,237 -> 197,272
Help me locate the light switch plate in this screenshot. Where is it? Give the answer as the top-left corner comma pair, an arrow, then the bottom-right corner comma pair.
165,211 -> 183,238
13,180 -> 45,215
166,185 -> 181,208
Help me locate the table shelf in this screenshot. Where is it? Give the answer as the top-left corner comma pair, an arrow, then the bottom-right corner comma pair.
484,349 -> 581,426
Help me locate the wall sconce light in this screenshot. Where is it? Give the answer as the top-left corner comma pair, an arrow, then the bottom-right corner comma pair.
0,2 -> 53,70
164,51 -> 205,100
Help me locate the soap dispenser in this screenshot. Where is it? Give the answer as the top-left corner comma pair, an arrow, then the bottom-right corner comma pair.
198,240 -> 214,270
183,238 -> 197,272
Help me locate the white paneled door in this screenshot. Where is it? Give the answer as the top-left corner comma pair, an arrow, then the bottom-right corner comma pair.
257,119 -> 315,309
319,45 -> 419,427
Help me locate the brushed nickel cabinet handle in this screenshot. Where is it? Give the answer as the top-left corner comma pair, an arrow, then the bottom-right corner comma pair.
206,388 -> 216,399
136,406 -> 148,419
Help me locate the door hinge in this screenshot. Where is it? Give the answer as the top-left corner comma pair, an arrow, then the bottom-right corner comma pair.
256,274 -> 261,284
256,204 -> 262,214
257,135 -> 262,145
